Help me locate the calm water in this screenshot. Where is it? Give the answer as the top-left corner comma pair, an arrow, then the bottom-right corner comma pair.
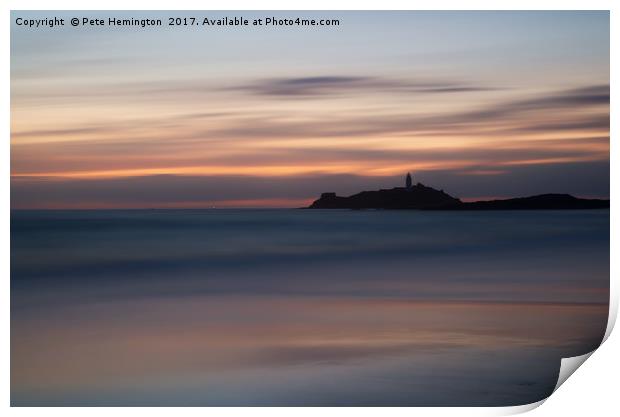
11,209 -> 609,406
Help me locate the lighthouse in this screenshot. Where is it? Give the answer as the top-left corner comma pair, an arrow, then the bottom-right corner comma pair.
405,172 -> 412,189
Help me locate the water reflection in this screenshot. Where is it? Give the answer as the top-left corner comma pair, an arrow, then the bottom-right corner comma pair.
11,209 -> 609,405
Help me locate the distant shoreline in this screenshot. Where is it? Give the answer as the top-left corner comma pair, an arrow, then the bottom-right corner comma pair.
307,183 -> 609,211
10,205 -> 610,212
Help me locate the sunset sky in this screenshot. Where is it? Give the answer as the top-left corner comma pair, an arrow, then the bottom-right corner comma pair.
11,11 -> 609,208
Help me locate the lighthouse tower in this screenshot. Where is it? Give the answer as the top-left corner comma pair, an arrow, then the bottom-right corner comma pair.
405,172 -> 412,189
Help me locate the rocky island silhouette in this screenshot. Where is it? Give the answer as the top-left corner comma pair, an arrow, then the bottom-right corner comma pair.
308,173 -> 609,210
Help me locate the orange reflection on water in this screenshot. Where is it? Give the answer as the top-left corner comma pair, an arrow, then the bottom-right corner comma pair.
11,295 -> 607,405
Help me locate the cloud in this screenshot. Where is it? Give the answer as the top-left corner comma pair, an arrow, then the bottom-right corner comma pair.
510,85 -> 610,110
13,84 -> 607,145
10,131 -> 608,177
10,82 -> 609,209
11,159 -> 610,209
504,116 -> 609,134
11,75 -> 492,108
231,75 -> 492,97
199,84 -> 609,139
11,126 -> 114,139
419,84 -> 609,127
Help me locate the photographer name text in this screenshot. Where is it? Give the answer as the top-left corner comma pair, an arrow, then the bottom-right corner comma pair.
14,15 -> 341,29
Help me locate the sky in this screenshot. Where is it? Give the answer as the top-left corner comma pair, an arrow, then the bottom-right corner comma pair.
11,11 -> 609,208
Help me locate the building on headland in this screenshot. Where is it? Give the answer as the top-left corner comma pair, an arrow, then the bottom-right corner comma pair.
309,171 -> 609,210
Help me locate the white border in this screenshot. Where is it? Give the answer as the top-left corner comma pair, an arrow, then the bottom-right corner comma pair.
2,1 -> 616,416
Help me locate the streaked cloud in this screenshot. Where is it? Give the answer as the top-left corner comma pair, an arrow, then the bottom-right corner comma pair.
10,11 -> 609,208
10,84 -> 609,151
231,75 -> 492,97
11,158 -> 609,209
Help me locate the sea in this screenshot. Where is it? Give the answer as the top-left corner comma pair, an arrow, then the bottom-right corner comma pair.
10,209 -> 609,406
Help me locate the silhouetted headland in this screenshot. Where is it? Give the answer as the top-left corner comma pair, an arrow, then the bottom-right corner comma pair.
308,173 -> 609,210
